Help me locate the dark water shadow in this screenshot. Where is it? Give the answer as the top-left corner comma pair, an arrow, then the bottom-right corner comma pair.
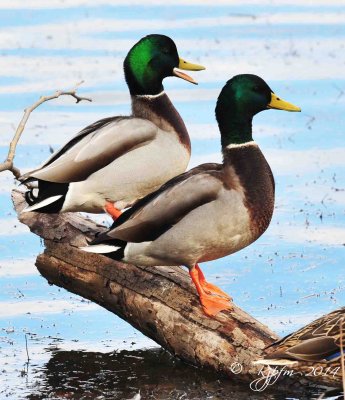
25,347 -> 342,400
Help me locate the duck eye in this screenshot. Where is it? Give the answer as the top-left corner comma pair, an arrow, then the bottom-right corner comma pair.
162,48 -> 170,55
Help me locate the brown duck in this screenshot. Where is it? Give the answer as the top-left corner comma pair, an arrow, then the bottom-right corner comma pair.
257,308 -> 345,365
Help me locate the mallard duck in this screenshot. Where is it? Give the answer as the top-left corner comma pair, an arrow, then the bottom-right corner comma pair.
21,34 -> 205,219
81,74 -> 301,316
255,308 -> 345,366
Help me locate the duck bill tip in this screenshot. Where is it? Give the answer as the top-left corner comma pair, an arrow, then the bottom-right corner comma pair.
268,93 -> 301,112
178,57 -> 205,71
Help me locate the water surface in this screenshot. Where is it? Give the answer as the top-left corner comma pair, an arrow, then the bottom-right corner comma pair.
0,1 -> 344,398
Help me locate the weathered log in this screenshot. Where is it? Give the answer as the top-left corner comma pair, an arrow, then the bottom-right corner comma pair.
12,189 -> 337,392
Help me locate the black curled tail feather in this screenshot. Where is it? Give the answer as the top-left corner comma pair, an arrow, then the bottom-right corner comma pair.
24,179 -> 69,213
25,188 -> 38,205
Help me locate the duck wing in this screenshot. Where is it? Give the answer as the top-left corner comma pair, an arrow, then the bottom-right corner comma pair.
93,163 -> 223,244
21,117 -> 158,183
266,336 -> 339,362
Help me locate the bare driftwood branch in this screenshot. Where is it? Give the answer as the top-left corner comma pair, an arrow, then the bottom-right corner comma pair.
0,81 -> 92,182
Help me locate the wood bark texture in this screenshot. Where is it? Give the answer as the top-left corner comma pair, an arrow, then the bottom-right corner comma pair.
12,189 -> 340,391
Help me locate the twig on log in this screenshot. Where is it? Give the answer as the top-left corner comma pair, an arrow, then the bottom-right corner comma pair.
0,81 -> 92,182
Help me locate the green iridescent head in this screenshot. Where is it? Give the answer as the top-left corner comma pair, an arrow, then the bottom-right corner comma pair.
215,74 -> 301,146
124,34 -> 205,96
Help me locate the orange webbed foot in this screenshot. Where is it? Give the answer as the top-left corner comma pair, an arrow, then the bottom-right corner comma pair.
199,292 -> 233,317
104,201 -> 122,221
190,265 -> 233,317
195,264 -> 232,301
202,281 -> 233,301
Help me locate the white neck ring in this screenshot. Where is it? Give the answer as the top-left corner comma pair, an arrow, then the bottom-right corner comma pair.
135,91 -> 165,100
226,141 -> 257,149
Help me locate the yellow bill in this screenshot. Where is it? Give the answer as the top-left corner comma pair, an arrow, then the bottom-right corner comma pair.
173,57 -> 205,84
178,58 -> 205,71
268,93 -> 301,112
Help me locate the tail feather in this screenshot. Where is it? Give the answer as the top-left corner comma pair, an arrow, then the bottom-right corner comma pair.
22,195 -> 64,213
253,359 -> 299,367
25,188 -> 37,205
23,179 -> 69,213
79,244 -> 121,253
80,236 -> 127,260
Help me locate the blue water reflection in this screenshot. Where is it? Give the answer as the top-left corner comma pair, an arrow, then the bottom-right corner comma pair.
0,2 -> 344,398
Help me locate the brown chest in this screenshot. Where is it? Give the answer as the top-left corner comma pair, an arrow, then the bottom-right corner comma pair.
132,93 -> 191,153
224,144 -> 275,240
